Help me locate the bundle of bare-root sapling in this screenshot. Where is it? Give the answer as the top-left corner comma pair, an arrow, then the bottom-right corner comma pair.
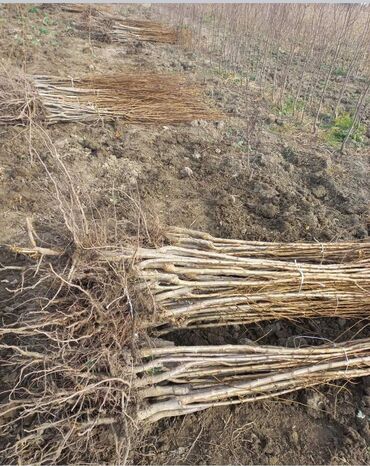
1,217 -> 369,463
12,72 -> 220,125
61,5 -> 182,44
111,18 -> 180,44
100,227 -> 370,333
135,338 -> 370,422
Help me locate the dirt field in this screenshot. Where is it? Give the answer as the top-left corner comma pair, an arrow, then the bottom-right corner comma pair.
0,4 -> 370,464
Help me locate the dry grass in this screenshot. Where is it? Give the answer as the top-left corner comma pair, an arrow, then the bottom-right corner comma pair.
28,72 -> 220,124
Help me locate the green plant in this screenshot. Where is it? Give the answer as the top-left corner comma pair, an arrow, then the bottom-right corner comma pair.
323,112 -> 366,147
233,139 -> 248,152
14,8 -> 59,48
39,26 -> 49,35
43,14 -> 52,25
333,66 -> 347,77
277,97 -> 304,116
280,97 -> 294,115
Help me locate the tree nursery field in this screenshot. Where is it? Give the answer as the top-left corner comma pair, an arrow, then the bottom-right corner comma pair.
0,4 -> 369,465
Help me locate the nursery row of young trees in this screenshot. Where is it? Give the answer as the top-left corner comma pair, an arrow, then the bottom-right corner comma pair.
158,4 -> 370,148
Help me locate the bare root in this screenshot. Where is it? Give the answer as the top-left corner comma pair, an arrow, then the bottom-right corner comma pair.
0,65 -> 44,125
0,235 -> 137,464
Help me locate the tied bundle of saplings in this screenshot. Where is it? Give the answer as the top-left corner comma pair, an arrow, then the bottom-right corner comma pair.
111,18 -> 180,44
135,339 -> 370,422
1,217 -> 369,464
61,4 -> 181,44
100,227 -> 370,333
0,70 -> 221,125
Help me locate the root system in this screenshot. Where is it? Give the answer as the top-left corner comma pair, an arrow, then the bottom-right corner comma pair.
0,67 -> 44,125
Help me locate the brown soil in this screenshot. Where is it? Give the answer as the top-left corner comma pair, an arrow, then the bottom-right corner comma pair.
0,4 -> 369,465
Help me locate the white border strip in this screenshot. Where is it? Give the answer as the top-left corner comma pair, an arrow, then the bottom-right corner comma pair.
1,0 -> 369,4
